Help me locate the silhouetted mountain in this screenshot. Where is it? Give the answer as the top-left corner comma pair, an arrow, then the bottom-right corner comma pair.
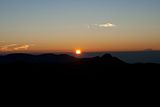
101,53 -> 127,65
0,53 -> 159,81
0,53 -> 77,64
0,53 -> 35,64
0,53 -> 125,64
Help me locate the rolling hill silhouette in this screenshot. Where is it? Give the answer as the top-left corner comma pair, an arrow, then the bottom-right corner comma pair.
0,53 -> 159,81
0,53 -> 126,64
0,53 -> 76,64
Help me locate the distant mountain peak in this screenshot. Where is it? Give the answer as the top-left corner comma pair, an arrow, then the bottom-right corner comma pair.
101,53 -> 112,58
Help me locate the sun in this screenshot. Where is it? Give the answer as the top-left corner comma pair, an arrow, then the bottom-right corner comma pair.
75,49 -> 82,55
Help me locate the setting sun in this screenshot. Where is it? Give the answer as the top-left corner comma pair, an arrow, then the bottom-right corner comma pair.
76,49 -> 82,55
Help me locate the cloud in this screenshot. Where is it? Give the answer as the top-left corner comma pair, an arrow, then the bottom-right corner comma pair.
14,45 -> 30,50
98,23 -> 116,28
88,22 -> 116,29
0,44 -> 17,51
0,44 -> 31,52
87,25 -> 90,29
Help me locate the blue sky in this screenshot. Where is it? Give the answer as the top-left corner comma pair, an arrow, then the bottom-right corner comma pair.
0,0 -> 160,52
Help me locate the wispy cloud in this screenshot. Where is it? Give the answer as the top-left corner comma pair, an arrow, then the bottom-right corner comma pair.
0,44 -> 31,52
0,44 -> 17,51
98,23 -> 116,28
14,45 -> 30,50
87,25 -> 90,29
88,22 -> 116,29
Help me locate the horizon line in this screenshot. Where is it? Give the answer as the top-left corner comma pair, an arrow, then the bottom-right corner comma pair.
0,50 -> 160,55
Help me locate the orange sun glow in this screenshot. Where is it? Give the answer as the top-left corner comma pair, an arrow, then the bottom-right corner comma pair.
75,49 -> 82,55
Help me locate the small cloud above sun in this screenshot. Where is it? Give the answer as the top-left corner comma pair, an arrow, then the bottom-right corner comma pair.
87,22 -> 116,29
75,49 -> 82,55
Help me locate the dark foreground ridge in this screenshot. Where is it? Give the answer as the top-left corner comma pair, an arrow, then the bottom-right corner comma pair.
0,53 -> 159,81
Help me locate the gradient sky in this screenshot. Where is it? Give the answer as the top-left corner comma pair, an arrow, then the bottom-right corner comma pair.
0,0 -> 160,52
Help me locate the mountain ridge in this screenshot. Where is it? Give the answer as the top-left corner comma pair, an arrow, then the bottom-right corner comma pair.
0,53 -> 126,64
0,53 -> 159,81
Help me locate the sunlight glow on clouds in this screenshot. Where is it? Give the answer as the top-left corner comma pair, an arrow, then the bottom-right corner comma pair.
98,23 -> 116,28
88,22 -> 116,29
0,44 -> 31,52
14,45 -> 30,51
0,44 -> 17,51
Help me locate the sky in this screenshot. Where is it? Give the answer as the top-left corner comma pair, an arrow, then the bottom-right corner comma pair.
0,0 -> 160,53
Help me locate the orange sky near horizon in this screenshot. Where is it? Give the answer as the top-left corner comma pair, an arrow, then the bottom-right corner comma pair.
0,0 -> 160,53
